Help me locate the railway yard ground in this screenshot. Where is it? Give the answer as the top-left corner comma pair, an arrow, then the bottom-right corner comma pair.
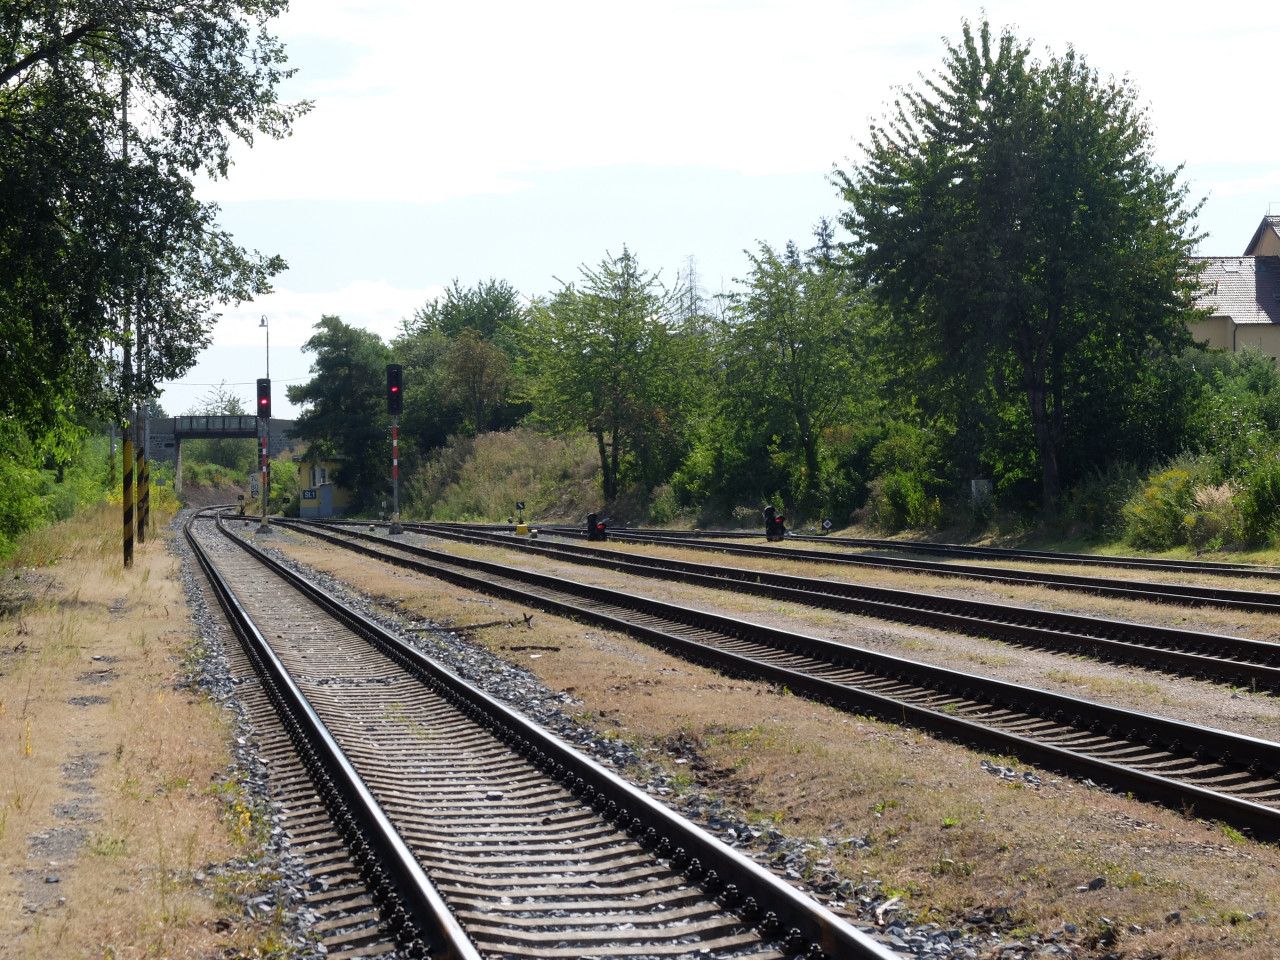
7,508 -> 1280,958
0,504 -> 292,959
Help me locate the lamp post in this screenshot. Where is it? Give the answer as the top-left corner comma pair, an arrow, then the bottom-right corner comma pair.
258,315 -> 270,532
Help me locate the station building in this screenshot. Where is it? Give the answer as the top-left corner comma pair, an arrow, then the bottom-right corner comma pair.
1191,215 -> 1280,357
296,449 -> 353,519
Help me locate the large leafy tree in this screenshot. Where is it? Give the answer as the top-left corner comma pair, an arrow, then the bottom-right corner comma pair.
836,20 -> 1202,509
723,240 -> 865,510
525,248 -> 695,502
1,1 -> 302,445
394,278 -> 528,455
287,316 -> 392,510
405,278 -> 526,356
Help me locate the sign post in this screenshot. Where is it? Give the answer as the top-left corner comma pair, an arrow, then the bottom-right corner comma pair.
389,419 -> 403,534
256,377 -> 271,533
386,363 -> 404,534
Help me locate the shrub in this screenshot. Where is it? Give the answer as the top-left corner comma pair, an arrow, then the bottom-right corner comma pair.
404,428 -> 599,521
646,484 -> 683,526
1122,465 -> 1200,550
1062,462 -> 1143,539
866,469 -> 943,531
1238,459 -> 1280,545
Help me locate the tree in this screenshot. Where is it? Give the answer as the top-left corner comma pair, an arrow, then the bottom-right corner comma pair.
182,383 -> 254,473
442,330 -> 513,435
287,317 -> 392,511
836,20 -> 1202,510
525,248 -> 694,501
723,239 -> 866,510
1,2 -> 302,444
405,278 -> 526,356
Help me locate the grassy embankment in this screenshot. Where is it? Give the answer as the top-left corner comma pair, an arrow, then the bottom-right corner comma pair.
0,500 -> 290,957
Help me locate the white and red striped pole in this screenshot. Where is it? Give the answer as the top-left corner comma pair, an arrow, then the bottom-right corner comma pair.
389,418 -> 403,534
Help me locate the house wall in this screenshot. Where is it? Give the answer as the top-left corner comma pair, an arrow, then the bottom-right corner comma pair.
1251,230 -> 1280,258
298,457 -> 353,518
1232,324 -> 1280,359
1189,316 -> 1233,351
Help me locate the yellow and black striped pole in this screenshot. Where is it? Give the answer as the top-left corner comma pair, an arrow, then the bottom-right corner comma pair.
122,431 -> 134,568
139,453 -> 149,539
135,415 -> 148,544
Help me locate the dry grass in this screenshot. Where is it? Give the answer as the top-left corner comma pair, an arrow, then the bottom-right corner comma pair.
0,503 -> 287,959
273,531 -> 1280,959
397,536 -> 1280,744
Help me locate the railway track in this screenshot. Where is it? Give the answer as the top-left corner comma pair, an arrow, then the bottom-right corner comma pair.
321,519 -> 1280,692
538,524 -> 1280,581
188,511 -> 892,960
529,526 -> 1280,614
277,517 -> 1280,841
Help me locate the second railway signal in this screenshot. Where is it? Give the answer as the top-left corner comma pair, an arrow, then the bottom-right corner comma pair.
256,378 -> 270,532
257,378 -> 271,419
386,364 -> 403,416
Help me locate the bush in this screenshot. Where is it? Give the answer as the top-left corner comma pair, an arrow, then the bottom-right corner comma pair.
645,484 -> 683,526
1238,459 -> 1280,545
404,428 -> 599,521
866,469 -> 942,531
1122,464 -> 1200,550
1062,462 -> 1142,539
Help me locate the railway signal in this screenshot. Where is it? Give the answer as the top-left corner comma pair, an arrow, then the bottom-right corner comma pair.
763,505 -> 786,542
256,378 -> 271,531
586,512 -> 608,541
386,364 -> 403,416
256,378 -> 271,419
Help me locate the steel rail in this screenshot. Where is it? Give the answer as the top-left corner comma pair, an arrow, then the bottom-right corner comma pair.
185,510 -> 479,960
554,527 -> 1280,613
520,523 -> 1280,580
281,519 -> 1280,840
209,515 -> 894,960
326,519 -> 1280,691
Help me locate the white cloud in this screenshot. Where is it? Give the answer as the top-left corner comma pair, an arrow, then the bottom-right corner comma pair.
200,0 -> 1280,207
1205,169 -> 1280,200
212,280 -> 443,349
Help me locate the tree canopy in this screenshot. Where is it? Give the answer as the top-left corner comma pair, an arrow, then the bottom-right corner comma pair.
287,316 -> 392,510
836,19 -> 1203,509
1,0 -> 303,445
524,248 -> 696,502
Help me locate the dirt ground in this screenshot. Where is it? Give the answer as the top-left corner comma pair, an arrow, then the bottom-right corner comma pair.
0,505 -> 285,959
273,527 -> 1280,960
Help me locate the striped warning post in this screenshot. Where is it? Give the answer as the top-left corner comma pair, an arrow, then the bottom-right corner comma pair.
122,435 -> 134,568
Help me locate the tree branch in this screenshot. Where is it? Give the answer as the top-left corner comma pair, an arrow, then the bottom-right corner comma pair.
0,21 -> 106,87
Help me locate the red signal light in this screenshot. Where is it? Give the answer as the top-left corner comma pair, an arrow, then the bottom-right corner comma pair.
386,364 -> 404,415
256,378 -> 271,418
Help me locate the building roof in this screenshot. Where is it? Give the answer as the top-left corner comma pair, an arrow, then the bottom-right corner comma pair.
1193,256 -> 1280,325
1244,215 -> 1280,256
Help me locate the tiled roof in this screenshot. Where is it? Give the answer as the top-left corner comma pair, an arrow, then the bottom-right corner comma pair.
1193,256 -> 1280,325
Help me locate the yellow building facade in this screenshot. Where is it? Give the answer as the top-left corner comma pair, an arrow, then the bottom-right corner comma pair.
1191,216 -> 1280,357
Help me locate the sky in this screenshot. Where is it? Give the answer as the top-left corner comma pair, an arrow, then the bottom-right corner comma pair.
159,0 -> 1280,419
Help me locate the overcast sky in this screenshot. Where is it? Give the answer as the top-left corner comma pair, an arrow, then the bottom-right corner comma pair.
160,0 -> 1280,419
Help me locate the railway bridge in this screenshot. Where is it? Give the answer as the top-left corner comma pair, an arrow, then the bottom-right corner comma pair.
148,415 -> 296,491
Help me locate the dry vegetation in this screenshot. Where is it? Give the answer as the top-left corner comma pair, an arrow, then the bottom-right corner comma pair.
273,529 -> 1280,959
0,504 -> 287,959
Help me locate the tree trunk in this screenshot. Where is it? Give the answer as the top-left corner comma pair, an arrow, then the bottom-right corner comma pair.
1026,381 -> 1061,511
609,428 -> 621,504
595,429 -> 615,501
